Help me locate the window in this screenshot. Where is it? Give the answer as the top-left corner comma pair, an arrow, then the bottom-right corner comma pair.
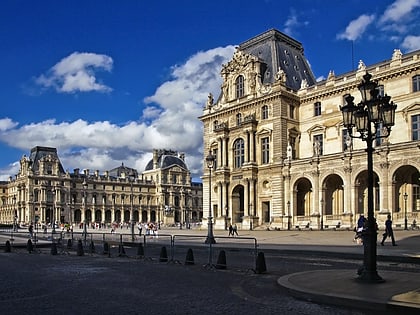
261,105 -> 269,120
235,75 -> 244,98
261,137 -> 269,164
289,136 -> 297,159
413,75 -> 420,92
342,129 -> 352,151
289,104 -> 295,119
236,113 -> 242,126
233,139 -> 244,168
213,148 -> 218,168
314,102 -> 321,116
377,85 -> 385,97
413,185 -> 420,211
213,120 -> 218,131
412,114 -> 420,140
375,122 -> 384,146
313,134 -> 323,156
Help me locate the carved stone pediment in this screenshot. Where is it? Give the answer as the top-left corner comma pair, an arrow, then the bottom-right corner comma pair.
221,49 -> 259,75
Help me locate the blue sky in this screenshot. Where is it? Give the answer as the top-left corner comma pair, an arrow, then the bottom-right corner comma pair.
0,0 -> 419,181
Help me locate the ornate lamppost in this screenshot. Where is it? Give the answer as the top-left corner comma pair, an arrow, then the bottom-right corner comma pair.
287,201 -> 291,231
82,179 -> 88,244
205,150 -> 216,244
340,72 -> 397,283
52,188 -> 56,234
404,192 -> 408,230
320,198 -> 324,231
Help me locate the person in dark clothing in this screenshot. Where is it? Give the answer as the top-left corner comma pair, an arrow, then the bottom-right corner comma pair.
381,214 -> 396,246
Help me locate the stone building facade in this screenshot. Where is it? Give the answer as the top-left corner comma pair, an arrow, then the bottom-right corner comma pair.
200,29 -> 420,231
0,146 -> 202,228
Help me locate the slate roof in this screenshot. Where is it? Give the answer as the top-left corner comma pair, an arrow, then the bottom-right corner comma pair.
239,29 -> 316,90
28,146 -> 65,174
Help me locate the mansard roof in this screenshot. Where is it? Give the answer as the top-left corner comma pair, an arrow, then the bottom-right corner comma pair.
108,163 -> 138,178
145,150 -> 188,171
28,146 -> 65,174
239,28 -> 316,90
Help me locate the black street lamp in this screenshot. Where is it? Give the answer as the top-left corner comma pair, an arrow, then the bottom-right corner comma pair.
287,201 -> 291,230
205,150 -> 216,244
82,179 -> 88,244
52,189 -> 56,234
320,199 -> 324,231
404,192 -> 408,230
340,72 -> 397,283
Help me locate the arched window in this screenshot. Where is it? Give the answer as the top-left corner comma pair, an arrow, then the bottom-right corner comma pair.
235,75 -> 244,98
233,138 -> 245,168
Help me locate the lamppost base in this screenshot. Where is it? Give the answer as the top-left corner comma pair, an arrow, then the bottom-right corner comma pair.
204,237 -> 216,244
356,269 -> 385,283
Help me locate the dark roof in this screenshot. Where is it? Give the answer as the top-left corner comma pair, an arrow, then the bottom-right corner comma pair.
239,29 -> 316,90
108,163 -> 138,178
145,154 -> 187,171
28,146 -> 65,174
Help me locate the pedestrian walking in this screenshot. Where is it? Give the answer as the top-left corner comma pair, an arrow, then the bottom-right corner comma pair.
228,224 -> 233,236
353,214 -> 366,243
233,224 -> 239,236
381,214 -> 397,246
28,223 -> 34,239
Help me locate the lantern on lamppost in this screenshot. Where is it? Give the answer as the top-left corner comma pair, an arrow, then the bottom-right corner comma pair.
340,72 -> 397,283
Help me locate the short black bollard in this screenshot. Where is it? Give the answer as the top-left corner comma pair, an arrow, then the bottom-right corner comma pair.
216,250 -> 227,269
77,240 -> 84,256
159,246 -> 168,262
51,243 -> 58,255
27,239 -> 34,253
255,252 -> 267,274
67,239 -> 73,250
103,241 -> 110,256
118,244 -> 126,257
5,240 -> 11,253
185,248 -> 195,265
137,243 -> 144,257
89,241 -> 95,254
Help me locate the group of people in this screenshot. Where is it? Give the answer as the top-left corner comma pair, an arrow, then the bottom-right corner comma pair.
228,224 -> 238,236
353,214 -> 397,246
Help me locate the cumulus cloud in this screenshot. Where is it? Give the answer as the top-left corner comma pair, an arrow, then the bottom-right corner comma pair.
0,118 -> 18,131
337,14 -> 375,41
380,0 -> 420,24
0,46 -> 235,180
401,35 -> 420,51
35,52 -> 113,93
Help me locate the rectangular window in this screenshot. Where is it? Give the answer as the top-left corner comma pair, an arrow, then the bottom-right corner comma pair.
413,185 -> 420,211
413,75 -> 420,92
289,136 -> 297,159
262,105 -> 268,120
261,137 -> 269,164
314,102 -> 321,116
213,149 -> 218,169
289,105 -> 295,119
313,134 -> 323,156
412,114 -> 420,140
342,129 -> 351,151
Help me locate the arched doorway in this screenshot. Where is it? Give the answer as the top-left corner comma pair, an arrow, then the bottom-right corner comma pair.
74,209 -> 81,223
232,185 -> 244,223
393,165 -> 420,224
294,178 -> 312,216
115,210 -> 121,222
142,210 -> 147,222
105,210 -> 111,223
322,174 -> 344,215
355,171 -> 379,215
124,210 -> 130,222
133,210 -> 139,222
85,209 -> 92,223
95,210 -> 102,222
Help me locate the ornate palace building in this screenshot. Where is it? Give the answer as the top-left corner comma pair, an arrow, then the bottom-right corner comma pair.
200,29 -> 420,230
0,147 -> 202,228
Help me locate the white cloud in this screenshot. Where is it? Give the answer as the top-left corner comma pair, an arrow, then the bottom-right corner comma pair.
380,0 -> 420,24
401,35 -> 420,51
0,46 -> 235,180
0,118 -> 18,131
337,14 -> 375,41
35,52 -> 113,93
